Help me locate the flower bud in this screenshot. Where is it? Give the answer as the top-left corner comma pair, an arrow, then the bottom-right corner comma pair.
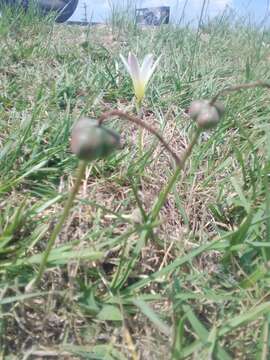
196,106 -> 220,130
188,99 -> 225,130
188,100 -> 209,120
71,117 -> 120,161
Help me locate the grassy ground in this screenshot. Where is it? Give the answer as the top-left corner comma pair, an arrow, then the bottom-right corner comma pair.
0,7 -> 270,360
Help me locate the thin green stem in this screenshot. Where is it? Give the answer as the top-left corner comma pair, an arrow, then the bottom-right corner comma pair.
151,167 -> 181,221
115,129 -> 202,289
33,160 -> 87,287
188,0 -> 207,82
137,128 -> 201,243
135,99 -> 142,116
150,128 -> 201,224
135,100 -> 143,157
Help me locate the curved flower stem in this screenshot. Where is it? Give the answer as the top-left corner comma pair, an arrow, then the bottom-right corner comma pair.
98,109 -> 182,166
33,160 -> 87,287
210,81 -> 270,105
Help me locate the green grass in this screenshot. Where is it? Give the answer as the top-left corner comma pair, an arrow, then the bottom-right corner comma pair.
0,6 -> 270,359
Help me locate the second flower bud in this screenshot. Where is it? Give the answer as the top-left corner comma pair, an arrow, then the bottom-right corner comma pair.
188,100 -> 225,130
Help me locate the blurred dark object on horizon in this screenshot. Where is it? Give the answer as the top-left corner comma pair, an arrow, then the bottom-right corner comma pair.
136,6 -> 170,26
0,0 -> 78,22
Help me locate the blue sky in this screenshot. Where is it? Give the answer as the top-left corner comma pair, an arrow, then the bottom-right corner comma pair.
69,0 -> 270,24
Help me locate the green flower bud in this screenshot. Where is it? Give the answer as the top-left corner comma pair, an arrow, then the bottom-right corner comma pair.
196,106 -> 220,130
71,117 -> 120,161
188,100 -> 209,120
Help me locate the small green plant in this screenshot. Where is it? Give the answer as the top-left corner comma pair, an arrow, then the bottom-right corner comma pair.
31,96 -> 222,288
31,74 -> 270,293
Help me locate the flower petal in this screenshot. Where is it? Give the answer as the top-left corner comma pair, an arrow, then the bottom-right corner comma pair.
144,55 -> 161,84
120,54 -> 131,76
128,52 -> 141,84
141,54 -> 154,81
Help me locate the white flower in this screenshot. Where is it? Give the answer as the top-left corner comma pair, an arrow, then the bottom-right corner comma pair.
120,52 -> 160,104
